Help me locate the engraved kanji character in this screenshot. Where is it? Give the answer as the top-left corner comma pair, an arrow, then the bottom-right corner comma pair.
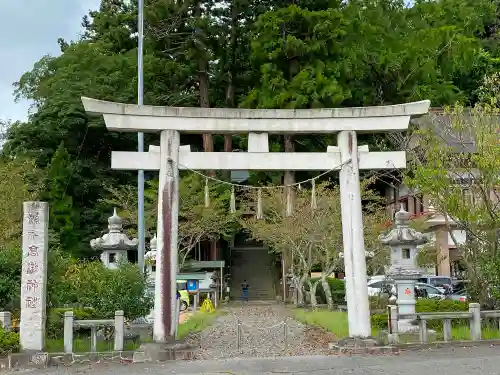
27,211 -> 40,225
25,279 -> 39,292
27,231 -> 38,241
25,296 -> 39,308
27,245 -> 38,257
25,261 -> 39,274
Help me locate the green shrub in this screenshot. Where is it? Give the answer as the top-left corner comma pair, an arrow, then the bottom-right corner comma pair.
308,278 -> 346,305
371,313 -> 388,329
46,308 -> 98,339
0,328 -> 19,355
416,298 -> 468,329
370,295 -> 390,312
416,299 -> 468,313
370,298 -> 469,331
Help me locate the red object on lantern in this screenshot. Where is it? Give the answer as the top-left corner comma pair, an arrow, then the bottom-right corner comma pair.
404,288 -> 412,295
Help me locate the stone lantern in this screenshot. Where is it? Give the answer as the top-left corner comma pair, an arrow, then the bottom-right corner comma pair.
144,235 -> 157,286
379,206 -> 427,332
90,208 -> 138,269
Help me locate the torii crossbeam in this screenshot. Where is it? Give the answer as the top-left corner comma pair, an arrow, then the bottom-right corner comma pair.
82,97 -> 430,341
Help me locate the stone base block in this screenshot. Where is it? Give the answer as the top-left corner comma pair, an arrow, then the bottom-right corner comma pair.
8,351 -> 50,369
329,337 -> 399,356
135,342 -> 197,362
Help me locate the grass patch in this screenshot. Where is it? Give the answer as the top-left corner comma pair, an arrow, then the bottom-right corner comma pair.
45,337 -> 140,353
294,309 -> 500,342
177,311 -> 220,339
293,309 -> 350,338
45,310 -> 222,351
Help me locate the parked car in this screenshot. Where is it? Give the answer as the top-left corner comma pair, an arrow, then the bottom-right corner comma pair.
367,279 -> 395,297
415,282 -> 468,302
417,276 -> 453,293
414,282 -> 445,299
176,280 -> 191,311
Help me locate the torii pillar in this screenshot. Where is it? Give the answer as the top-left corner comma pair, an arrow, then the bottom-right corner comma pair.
81,97 -> 430,340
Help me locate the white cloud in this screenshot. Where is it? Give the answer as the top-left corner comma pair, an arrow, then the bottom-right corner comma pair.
0,0 -> 101,121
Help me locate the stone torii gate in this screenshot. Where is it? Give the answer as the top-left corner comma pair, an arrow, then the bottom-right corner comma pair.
82,97 -> 430,341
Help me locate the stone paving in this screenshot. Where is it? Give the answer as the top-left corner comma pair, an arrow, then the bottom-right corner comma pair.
6,346 -> 500,374
186,303 -> 334,359
8,303 -> 500,374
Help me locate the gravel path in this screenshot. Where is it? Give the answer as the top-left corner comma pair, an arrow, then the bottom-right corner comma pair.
186,303 -> 334,359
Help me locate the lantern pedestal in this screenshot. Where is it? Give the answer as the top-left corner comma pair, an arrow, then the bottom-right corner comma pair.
391,272 -> 420,333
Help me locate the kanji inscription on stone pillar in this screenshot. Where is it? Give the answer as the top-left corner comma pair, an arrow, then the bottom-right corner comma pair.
20,201 -> 49,351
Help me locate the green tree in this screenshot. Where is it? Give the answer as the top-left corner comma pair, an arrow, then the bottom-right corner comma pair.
0,247 -> 21,311
402,106 -> 500,306
0,159 -> 42,249
3,0 -> 500,259
102,173 -> 241,266
241,181 -> 387,308
42,142 -> 81,254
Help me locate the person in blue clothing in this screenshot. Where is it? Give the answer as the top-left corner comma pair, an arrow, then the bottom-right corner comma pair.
241,280 -> 249,302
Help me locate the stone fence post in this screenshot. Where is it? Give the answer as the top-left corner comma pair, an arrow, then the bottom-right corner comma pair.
64,311 -> 74,353
469,303 -> 481,341
114,310 -> 124,351
0,312 -> 12,331
387,305 -> 399,344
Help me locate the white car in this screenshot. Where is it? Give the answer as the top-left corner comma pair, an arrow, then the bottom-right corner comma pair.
367,279 -> 395,297
414,282 -> 443,299
366,280 -> 444,300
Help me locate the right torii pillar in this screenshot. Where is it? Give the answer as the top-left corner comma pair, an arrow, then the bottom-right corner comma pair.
335,131 -> 375,337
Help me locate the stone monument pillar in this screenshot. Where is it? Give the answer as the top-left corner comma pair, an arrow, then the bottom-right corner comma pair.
379,206 -> 427,332
20,201 -> 49,351
90,208 -> 138,269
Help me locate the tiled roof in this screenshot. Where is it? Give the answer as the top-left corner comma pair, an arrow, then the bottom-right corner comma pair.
410,110 -> 482,152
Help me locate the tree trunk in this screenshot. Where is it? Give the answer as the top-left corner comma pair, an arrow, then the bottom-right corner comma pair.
296,274 -> 308,307
321,275 -> 334,310
194,1 -> 215,176
223,0 -> 237,168
283,57 -> 299,207
199,60 -> 213,159
283,135 -> 295,216
309,279 -> 319,309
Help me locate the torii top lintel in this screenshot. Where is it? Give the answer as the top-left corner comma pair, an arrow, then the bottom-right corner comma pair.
81,97 -> 430,134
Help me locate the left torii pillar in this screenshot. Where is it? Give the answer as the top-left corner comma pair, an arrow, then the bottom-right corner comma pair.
154,130 -> 180,342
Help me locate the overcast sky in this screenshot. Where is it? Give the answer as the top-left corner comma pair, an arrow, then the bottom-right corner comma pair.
0,0 -> 101,122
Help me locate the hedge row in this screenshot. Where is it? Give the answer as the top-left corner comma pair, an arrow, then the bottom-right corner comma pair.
371,299 -> 469,330
0,328 -> 19,356
46,308 -> 98,339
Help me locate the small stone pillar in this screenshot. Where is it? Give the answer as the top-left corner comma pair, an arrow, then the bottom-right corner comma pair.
379,206 -> 427,333
469,303 -> 481,341
0,312 -> 12,331
63,311 -> 74,353
114,310 -> 125,351
90,208 -> 138,270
